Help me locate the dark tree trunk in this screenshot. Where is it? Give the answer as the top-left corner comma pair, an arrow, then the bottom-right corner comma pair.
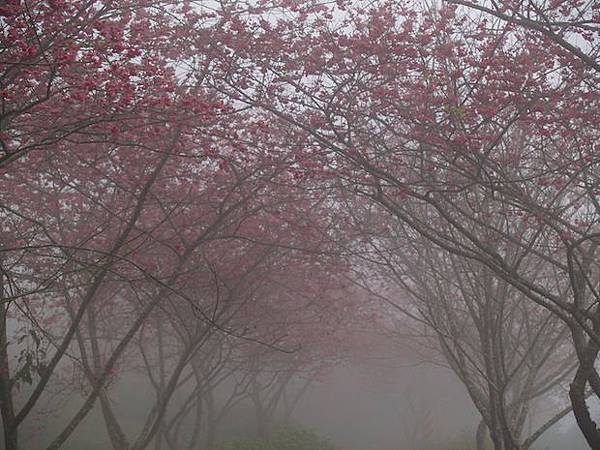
569,364 -> 600,449
0,269 -> 18,450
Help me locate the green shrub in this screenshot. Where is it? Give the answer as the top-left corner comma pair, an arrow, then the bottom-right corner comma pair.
216,424 -> 336,450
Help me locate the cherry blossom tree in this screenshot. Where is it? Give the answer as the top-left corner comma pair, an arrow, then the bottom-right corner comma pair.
200,0 -> 598,446
2,1 -> 598,448
351,202 -> 578,449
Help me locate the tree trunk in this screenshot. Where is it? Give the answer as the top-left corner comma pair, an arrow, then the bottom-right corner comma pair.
154,319 -> 166,450
569,364 -> 600,449
0,267 -> 18,450
87,306 -> 129,450
251,379 -> 268,438
476,419 -> 488,450
205,387 -> 217,450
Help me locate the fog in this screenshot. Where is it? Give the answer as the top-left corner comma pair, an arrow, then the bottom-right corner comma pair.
15,350 -> 594,450
2,0 -> 599,449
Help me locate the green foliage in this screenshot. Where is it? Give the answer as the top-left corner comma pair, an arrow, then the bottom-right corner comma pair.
216,424 -> 337,450
13,328 -> 47,389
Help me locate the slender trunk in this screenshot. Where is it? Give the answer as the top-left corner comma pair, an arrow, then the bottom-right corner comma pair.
476,419 -> 488,450
569,304 -> 600,449
0,297 -> 18,450
205,388 -> 217,450
569,363 -> 600,448
488,426 -> 520,450
98,391 -> 130,450
187,390 -> 203,450
154,319 -> 166,450
87,305 -> 130,450
26,151 -> 173,442
133,327 -> 213,450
